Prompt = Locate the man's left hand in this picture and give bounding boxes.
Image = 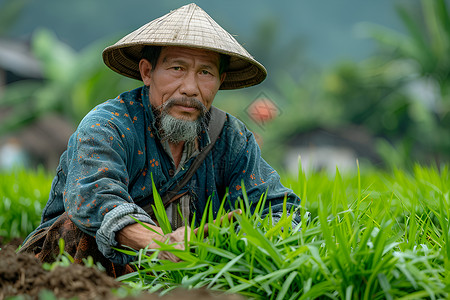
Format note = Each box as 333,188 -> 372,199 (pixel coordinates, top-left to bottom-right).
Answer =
194,209 -> 241,236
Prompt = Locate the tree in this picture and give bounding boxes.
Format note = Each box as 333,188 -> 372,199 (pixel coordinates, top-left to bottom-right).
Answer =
0,28 -> 139,136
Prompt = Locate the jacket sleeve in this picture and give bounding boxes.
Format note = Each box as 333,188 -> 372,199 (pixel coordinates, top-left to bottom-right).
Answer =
222,120 -> 302,228
64,110 -> 155,265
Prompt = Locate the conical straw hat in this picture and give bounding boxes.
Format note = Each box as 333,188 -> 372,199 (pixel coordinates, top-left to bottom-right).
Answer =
102,3 -> 267,90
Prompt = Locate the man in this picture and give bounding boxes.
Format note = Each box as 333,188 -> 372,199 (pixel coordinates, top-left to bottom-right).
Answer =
20,3 -> 301,277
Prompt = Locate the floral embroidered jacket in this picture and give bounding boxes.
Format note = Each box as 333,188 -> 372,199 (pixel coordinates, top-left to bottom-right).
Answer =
25,86 -> 301,264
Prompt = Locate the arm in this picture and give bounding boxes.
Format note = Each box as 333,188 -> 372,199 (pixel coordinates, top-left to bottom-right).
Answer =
117,222 -> 188,262
117,222 -> 164,249
64,110 -> 156,264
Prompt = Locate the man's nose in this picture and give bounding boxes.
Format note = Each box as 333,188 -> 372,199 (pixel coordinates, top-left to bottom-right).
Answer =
179,72 -> 200,97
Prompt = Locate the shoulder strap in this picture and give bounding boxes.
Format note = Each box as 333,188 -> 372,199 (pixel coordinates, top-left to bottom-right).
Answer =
141,106 -> 226,215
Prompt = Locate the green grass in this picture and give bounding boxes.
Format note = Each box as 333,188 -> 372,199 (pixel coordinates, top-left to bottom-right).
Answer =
1,164 -> 449,298
0,167 -> 53,243
119,163 -> 450,299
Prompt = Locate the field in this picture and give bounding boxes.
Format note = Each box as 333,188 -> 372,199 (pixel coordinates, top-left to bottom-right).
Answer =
0,163 -> 449,299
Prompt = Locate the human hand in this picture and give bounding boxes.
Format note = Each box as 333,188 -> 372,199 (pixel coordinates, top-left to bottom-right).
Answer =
117,222 -> 189,262
194,209 -> 241,236
154,226 -> 190,262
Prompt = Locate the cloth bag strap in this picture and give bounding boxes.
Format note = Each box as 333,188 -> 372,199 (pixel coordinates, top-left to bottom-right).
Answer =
141,106 -> 226,215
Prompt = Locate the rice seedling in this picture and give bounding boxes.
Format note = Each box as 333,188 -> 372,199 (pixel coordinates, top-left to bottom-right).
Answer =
1,164 -> 448,298
119,163 -> 449,299
0,167 -> 52,243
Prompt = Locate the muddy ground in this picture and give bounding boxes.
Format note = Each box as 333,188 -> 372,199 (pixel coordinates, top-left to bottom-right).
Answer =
0,242 -> 244,300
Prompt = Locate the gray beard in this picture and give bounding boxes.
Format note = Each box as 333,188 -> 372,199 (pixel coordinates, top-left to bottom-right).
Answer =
159,113 -> 201,144
156,97 -> 209,144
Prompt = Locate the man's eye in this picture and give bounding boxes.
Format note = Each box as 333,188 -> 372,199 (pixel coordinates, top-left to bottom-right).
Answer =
201,70 -> 210,75
172,66 -> 182,71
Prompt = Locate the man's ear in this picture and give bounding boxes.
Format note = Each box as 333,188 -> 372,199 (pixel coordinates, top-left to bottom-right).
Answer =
220,72 -> 226,85
139,59 -> 152,86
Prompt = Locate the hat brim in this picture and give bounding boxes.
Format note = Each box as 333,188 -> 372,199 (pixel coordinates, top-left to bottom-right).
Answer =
102,43 -> 267,90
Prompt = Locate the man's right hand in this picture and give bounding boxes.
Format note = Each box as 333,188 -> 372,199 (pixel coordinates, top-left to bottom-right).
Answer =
117,222 -> 188,262
156,226 -> 189,262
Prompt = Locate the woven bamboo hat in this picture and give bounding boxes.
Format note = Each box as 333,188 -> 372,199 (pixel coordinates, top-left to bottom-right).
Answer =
102,3 -> 266,90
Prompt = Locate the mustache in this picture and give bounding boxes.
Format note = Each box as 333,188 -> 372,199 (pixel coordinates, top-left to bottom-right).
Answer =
161,97 -> 207,112
153,97 -> 211,132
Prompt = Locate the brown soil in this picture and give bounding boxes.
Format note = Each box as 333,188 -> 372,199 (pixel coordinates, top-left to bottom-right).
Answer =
0,246 -> 244,300
0,245 -> 120,299
0,237 -> 23,249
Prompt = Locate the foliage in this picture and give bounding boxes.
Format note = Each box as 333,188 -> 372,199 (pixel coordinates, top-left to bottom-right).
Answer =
41,238 -> 75,271
245,16 -> 310,87
0,163 -> 449,298
0,0 -> 30,36
0,28 -> 139,136
220,0 -> 450,172
1,0 -> 448,172
41,238 -> 108,273
118,163 -> 449,299
0,167 -> 52,243
322,0 -> 450,168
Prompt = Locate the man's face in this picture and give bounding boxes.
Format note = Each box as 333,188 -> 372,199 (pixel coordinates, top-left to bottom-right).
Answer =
141,46 -> 225,122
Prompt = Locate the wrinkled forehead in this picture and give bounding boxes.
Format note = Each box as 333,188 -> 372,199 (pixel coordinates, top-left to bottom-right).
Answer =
159,46 -> 221,67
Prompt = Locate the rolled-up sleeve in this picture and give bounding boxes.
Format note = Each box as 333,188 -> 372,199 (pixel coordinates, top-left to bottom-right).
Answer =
64,110 -> 155,264
96,203 -> 153,264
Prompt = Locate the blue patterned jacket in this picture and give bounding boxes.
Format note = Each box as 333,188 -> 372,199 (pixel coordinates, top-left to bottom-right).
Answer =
25,86 -> 300,264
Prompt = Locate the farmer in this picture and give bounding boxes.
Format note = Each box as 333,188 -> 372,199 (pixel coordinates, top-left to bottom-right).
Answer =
20,3 -> 301,277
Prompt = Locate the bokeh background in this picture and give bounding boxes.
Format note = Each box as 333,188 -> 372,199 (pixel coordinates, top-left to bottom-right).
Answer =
1,0 -> 448,175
